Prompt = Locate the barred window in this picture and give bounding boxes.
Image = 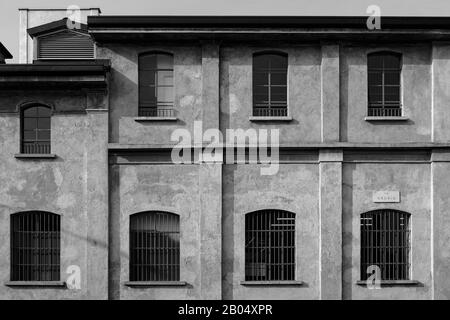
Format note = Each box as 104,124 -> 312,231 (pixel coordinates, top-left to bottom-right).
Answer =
253,52 -> 288,117
139,52 -> 174,118
360,209 -> 411,281
21,105 -> 51,154
367,51 -> 402,117
245,210 -> 295,281
130,211 -> 180,282
11,211 -> 60,281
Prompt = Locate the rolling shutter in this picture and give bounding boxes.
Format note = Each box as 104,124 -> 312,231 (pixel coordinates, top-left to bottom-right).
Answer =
38,30 -> 94,59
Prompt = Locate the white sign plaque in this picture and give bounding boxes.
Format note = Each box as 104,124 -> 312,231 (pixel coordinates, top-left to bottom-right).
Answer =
373,191 -> 400,203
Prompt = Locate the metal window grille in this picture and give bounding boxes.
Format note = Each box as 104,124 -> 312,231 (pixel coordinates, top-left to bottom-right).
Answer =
253,53 -> 288,117
130,211 -> 180,282
139,53 -> 174,117
360,209 -> 411,281
245,210 -> 295,281
368,52 -> 402,117
11,211 -> 60,281
21,105 -> 51,154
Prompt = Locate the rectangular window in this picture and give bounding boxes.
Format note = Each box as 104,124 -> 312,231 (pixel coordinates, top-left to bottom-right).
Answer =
253,53 -> 288,117
245,210 -> 295,281
367,52 -> 402,117
360,210 -> 411,281
139,53 -> 174,117
130,211 -> 180,282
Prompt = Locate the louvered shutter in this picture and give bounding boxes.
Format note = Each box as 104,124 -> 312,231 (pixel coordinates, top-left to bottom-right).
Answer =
38,30 -> 94,59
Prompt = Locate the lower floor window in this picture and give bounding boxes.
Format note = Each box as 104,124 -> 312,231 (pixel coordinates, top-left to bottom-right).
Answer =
360,209 -> 411,281
130,211 -> 180,282
245,209 -> 295,281
11,211 -> 60,281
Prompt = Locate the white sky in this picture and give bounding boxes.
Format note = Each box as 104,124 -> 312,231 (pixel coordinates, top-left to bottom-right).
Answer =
1,0 -> 450,62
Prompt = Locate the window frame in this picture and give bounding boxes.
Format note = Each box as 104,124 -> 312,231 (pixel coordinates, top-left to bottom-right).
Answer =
244,209 -> 296,282
367,51 -> 403,117
360,209 -> 411,282
138,51 -> 175,118
252,51 -> 289,118
10,211 -> 61,282
129,211 -> 181,283
20,104 -> 52,155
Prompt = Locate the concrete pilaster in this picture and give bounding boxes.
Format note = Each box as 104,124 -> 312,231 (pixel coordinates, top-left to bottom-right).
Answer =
320,44 -> 340,142
432,43 -> 450,142
199,163 -> 222,299
201,42 -> 220,131
319,149 -> 343,300
431,149 -> 450,299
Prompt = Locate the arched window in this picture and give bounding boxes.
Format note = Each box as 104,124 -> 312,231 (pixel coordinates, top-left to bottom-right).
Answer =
360,209 -> 411,281
139,52 -> 174,117
367,51 -> 402,117
21,104 -> 51,154
11,211 -> 60,281
245,209 -> 295,281
253,52 -> 288,117
130,211 -> 180,282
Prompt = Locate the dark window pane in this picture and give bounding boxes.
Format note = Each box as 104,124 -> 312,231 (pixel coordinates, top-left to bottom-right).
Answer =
368,72 -> 382,85
23,130 -> 36,140
37,106 -> 51,117
384,54 -> 401,69
270,86 -> 287,96
38,118 -> 50,129
253,72 -> 269,86
384,72 -> 400,85
140,71 -> 155,86
271,73 -> 287,86
23,118 -> 37,130
269,54 -> 287,69
139,54 -> 157,70
23,107 -> 38,117
130,211 -> 180,282
254,55 -> 270,69
368,54 -> 383,68
37,130 -> 50,140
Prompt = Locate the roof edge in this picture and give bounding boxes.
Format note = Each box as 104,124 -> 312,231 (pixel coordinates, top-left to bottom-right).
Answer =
0,42 -> 13,59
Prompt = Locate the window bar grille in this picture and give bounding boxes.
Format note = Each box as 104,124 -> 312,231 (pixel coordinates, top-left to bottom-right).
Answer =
130,211 -> 180,282
360,209 -> 410,281
11,211 -> 60,281
245,210 -> 295,281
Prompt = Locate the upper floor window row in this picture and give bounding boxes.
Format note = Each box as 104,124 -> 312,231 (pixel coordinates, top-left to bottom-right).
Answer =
137,50 -> 402,120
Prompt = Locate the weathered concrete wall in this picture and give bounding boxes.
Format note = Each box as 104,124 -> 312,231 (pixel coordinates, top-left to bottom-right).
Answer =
340,44 -> 432,143
220,45 -> 322,144
222,163 -> 320,300
342,160 -> 431,300
0,92 -> 108,299
97,44 -> 203,145
109,164 -> 202,300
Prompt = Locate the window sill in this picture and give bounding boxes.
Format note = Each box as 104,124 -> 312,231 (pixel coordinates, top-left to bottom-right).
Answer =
365,116 -> 409,121
14,154 -> 57,159
249,116 -> 293,122
356,280 -> 421,287
240,280 -> 304,286
5,281 -> 66,288
124,281 -> 188,287
134,117 -> 178,122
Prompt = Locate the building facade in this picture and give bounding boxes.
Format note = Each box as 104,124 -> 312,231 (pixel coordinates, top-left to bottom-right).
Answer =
1,10 -> 450,300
